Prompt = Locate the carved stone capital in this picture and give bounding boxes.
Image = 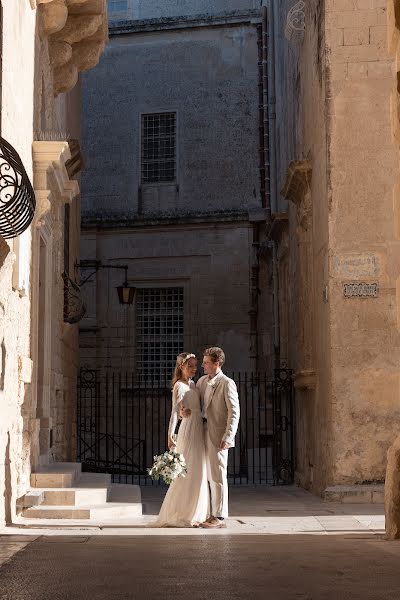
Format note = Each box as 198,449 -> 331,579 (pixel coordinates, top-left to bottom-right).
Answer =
281,160 -> 312,205
32,140 -> 70,189
34,190 -> 53,231
32,141 -> 80,220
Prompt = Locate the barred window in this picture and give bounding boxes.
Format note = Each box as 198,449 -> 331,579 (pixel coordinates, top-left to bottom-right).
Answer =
141,112 -> 176,184
136,287 -> 184,380
108,0 -> 127,12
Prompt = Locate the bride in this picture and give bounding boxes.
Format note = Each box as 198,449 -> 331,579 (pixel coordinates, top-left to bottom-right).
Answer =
151,352 -> 208,527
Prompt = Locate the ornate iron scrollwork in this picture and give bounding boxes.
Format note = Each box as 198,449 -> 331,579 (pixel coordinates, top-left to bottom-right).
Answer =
0,136 -> 36,239
274,368 -> 293,390
62,272 -> 86,324
285,0 -> 306,41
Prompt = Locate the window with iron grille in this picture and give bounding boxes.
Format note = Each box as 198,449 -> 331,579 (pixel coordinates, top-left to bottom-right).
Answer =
136,287 -> 184,380
141,112 -> 176,184
108,0 -> 128,12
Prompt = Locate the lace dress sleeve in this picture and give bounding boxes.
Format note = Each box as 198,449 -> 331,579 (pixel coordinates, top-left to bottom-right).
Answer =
168,382 -> 187,440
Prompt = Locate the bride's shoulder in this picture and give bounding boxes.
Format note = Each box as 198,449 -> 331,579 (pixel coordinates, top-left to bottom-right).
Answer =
174,380 -> 188,391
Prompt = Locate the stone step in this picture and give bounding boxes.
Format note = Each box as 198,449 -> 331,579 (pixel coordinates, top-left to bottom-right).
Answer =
30,462 -> 82,489
21,484 -> 142,522
90,484 -> 142,519
22,506 -> 91,519
17,489 -> 44,510
41,486 -> 108,506
77,473 -> 112,488
323,484 -> 384,504
27,473 -> 112,507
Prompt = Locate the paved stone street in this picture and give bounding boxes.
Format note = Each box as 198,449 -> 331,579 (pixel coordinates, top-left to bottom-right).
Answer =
0,486 -> 386,534
1,533 -> 400,599
0,487 -> 398,599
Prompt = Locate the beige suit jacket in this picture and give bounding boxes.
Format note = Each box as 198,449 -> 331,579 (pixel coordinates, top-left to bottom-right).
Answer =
197,373 -> 240,448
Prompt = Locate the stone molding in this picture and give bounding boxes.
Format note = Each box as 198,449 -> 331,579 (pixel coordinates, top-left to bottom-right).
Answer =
110,9 -> 261,36
32,141 -> 80,231
280,160 -> 312,206
35,0 -> 108,96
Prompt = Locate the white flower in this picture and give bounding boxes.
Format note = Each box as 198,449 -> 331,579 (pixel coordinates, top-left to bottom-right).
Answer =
147,448 -> 188,485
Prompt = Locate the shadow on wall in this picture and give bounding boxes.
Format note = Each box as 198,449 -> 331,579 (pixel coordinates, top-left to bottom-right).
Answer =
4,431 -> 11,525
0,338 -> 5,391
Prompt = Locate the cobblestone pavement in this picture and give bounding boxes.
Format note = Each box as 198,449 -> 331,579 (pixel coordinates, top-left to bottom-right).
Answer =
0,534 -> 400,599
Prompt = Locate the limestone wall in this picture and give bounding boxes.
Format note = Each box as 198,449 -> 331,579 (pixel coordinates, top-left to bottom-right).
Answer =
0,0 -> 37,526
275,0 -> 400,494
326,0 -> 399,486
0,0 -> 108,525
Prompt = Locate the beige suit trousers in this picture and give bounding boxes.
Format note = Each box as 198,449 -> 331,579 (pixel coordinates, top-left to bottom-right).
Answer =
204,423 -> 228,518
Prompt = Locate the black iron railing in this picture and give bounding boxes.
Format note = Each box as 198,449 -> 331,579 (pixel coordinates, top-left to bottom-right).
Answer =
77,369 -> 295,486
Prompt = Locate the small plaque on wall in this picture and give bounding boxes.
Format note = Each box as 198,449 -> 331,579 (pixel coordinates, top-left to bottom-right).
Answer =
343,282 -> 379,298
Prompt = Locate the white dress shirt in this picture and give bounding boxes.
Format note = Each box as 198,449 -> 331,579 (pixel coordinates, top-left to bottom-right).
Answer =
202,371 -> 224,418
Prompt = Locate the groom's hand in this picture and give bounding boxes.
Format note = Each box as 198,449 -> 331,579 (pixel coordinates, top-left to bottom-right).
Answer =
220,441 -> 230,450
180,406 -> 191,418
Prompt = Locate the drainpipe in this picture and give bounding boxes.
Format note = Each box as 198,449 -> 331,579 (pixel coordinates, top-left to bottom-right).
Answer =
261,5 -> 271,220
262,3 -> 280,370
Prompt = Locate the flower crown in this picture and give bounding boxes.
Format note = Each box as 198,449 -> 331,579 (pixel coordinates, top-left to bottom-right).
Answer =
180,353 -> 196,365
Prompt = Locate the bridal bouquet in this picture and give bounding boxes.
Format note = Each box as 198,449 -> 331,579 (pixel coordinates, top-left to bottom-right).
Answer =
148,449 -> 187,485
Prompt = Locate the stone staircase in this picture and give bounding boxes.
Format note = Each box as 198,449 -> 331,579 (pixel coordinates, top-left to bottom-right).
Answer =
17,463 -> 142,525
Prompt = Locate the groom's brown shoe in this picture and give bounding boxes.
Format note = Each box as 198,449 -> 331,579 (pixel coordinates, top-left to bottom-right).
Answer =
200,517 -> 226,529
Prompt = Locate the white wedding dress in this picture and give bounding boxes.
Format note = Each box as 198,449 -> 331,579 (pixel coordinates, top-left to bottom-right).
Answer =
151,380 -> 208,527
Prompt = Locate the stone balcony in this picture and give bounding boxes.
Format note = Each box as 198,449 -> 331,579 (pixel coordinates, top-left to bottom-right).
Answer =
35,0 -> 108,96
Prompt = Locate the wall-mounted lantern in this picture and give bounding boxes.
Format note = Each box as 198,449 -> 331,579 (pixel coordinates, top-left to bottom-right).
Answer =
77,260 -> 136,306
117,279 -> 136,305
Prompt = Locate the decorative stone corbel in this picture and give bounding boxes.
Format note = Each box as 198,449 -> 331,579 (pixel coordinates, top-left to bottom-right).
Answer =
35,0 -> 108,96
281,160 -> 312,206
38,0 -> 68,36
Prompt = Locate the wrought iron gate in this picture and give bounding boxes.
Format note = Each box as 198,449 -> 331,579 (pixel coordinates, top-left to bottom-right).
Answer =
77,369 -> 295,485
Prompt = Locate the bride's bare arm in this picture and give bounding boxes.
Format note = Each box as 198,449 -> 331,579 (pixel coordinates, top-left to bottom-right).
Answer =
168,383 -> 188,444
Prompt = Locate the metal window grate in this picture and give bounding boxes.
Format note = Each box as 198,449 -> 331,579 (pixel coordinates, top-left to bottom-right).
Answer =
136,287 -> 183,379
108,0 -> 128,12
141,112 -> 176,184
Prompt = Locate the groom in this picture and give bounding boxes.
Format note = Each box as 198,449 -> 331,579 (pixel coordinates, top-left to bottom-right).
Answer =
181,346 -> 240,528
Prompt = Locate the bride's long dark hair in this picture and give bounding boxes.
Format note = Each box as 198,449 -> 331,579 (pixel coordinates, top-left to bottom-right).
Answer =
171,352 -> 196,389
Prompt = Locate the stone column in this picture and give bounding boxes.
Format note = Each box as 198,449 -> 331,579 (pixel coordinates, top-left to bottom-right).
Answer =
31,141 -> 79,467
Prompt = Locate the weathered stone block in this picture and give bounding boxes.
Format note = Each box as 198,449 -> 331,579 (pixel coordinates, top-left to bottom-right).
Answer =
343,26 -> 370,45
333,43 -> 379,62
327,9 -> 379,29
385,434 -> 400,539
348,61 -> 369,78
369,24 -> 389,44
367,60 -> 393,79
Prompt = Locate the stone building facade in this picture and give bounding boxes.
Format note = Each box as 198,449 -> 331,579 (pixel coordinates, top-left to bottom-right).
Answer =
81,0 -> 400,499
272,0 -> 400,496
80,0 -> 273,377
0,0 -> 107,525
